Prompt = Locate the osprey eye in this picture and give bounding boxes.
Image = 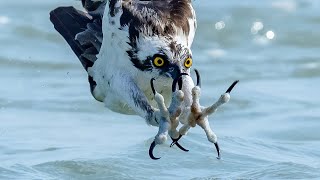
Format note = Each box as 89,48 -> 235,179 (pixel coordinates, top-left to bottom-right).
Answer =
153,57 -> 165,67
184,57 -> 192,68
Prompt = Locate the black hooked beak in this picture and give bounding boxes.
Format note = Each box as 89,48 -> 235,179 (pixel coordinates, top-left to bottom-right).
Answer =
152,72 -> 188,95
168,64 -> 183,80
214,142 -> 221,159
172,73 -> 189,92
194,69 -> 201,87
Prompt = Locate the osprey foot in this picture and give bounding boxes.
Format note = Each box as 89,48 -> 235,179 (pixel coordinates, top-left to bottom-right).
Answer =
148,73 -> 188,160
177,69 -> 239,159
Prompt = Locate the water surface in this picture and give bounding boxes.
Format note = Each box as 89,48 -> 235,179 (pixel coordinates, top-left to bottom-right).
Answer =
1,0 -> 320,179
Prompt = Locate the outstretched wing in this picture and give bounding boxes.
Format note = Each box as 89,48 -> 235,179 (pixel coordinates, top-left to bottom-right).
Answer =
50,2 -> 105,71
50,1 -> 105,99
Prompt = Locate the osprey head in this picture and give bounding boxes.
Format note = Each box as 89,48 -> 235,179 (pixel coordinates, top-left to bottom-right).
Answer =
120,0 -> 197,80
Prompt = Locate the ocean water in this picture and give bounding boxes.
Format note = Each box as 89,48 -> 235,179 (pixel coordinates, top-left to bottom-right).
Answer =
1,0 -> 320,179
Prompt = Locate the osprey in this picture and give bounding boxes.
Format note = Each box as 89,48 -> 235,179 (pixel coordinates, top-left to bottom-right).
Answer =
50,0 -> 238,160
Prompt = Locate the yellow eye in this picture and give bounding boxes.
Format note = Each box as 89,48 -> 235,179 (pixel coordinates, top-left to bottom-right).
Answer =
184,57 -> 192,68
153,56 -> 165,67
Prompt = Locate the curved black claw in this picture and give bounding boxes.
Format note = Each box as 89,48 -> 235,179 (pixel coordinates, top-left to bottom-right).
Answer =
170,135 -> 189,152
172,73 -> 189,92
194,69 -> 201,87
150,78 -> 156,95
170,134 -> 182,147
225,80 -> 239,94
214,142 -> 221,160
149,141 -> 161,160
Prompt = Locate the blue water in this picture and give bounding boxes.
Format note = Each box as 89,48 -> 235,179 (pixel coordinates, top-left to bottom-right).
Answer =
1,0 -> 320,179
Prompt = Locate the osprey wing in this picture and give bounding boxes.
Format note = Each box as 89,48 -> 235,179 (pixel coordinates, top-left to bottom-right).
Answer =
49,2 -> 105,71
50,1 -> 105,100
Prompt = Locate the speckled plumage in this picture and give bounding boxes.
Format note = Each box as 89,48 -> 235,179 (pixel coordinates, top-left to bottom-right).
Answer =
50,0 -> 236,160
50,0 -> 196,119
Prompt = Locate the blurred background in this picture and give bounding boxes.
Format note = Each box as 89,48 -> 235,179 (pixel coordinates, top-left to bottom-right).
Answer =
1,0 -> 320,179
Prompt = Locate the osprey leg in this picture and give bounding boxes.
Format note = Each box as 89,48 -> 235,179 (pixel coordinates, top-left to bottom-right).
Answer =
149,74 -> 189,160
168,74 -> 189,152
174,69 -> 239,159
